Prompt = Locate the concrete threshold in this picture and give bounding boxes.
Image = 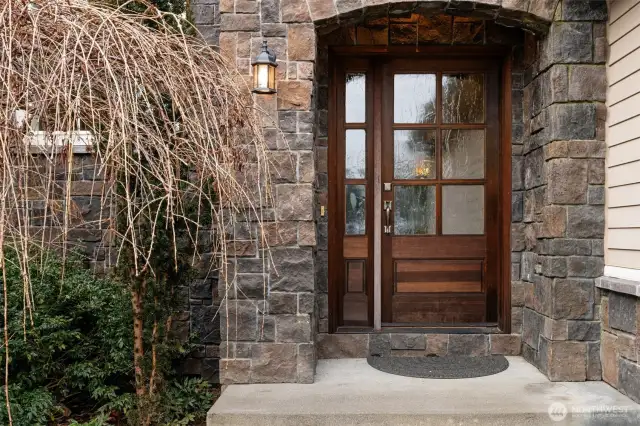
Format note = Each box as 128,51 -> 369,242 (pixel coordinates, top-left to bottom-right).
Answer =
208,357 -> 640,425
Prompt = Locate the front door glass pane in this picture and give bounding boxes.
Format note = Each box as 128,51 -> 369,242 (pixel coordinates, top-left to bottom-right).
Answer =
394,185 -> 436,235
394,130 -> 436,179
442,185 -> 484,235
394,74 -> 436,123
442,74 -> 484,123
442,129 -> 485,179
346,184 -> 366,235
346,73 -> 366,123
346,129 -> 366,179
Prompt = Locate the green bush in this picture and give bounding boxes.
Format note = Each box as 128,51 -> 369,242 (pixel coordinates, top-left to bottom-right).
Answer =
0,249 -> 132,425
0,248 -> 215,425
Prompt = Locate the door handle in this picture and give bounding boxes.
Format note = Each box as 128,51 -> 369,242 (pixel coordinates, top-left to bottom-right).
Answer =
383,201 -> 392,235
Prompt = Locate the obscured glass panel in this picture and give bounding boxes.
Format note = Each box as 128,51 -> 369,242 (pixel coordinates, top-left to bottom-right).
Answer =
346,260 -> 365,293
394,185 -> 436,235
346,130 -> 366,179
442,74 -> 484,123
394,74 -> 436,123
442,185 -> 484,235
394,130 -> 436,179
346,184 -> 366,235
346,73 -> 366,123
442,129 -> 485,179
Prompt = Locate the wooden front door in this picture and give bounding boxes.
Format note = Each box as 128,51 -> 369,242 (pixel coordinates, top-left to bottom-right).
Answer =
381,58 -> 501,326
329,48 -> 510,332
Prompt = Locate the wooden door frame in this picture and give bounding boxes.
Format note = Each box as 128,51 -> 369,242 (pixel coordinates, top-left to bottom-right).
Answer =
327,45 -> 512,334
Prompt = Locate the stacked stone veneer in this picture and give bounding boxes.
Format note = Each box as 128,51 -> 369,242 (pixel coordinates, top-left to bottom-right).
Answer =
597,278 -> 640,403
519,0 -> 607,381
190,0 -> 609,384
26,153 -> 222,382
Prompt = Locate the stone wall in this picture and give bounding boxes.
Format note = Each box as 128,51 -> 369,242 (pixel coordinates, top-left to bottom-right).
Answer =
597,279 -> 640,403
191,0 -> 609,384
38,164 -> 223,378
520,0 -> 607,381
28,152 -> 221,382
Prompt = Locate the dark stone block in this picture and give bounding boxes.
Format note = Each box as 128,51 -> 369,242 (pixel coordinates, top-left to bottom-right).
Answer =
512,191 -> 523,223
562,0 -> 607,21
190,279 -> 212,299
545,239 -> 591,256
202,358 -> 220,383
524,148 -> 545,189
523,308 -> 545,349
258,315 -> 276,342
317,333 -> 368,359
251,343 -> 297,383
541,256 -> 567,278
567,320 -> 600,341
369,333 -> 391,357
567,206 -> 604,239
587,342 -> 602,380
298,293 -> 315,314
268,292 -> 297,314
235,273 -> 268,299
550,103 -> 596,141
278,111 -> 297,133
316,222 -> 328,250
512,156 -> 524,190
390,334 -> 426,351
448,334 -> 488,356
552,278 -> 594,320
609,292 -> 637,334
534,276 -> 553,317
315,251 -> 328,293
619,358 -> 640,404
191,305 -> 220,344
222,301 -> 257,341
270,248 -> 314,292
191,4 -> 218,24
543,22 -> 593,66
261,0 -> 280,23
275,315 -> 311,343
547,340 -> 588,381
262,23 -> 287,37
567,256 -> 604,278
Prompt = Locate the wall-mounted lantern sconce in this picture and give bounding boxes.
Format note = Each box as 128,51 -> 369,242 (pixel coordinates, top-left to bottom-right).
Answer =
252,40 -> 277,94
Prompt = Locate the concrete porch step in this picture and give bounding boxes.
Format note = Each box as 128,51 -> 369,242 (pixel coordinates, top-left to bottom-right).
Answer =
208,357 -> 640,425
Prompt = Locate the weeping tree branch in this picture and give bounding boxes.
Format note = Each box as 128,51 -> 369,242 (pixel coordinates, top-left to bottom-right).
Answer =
1,0 -> 276,420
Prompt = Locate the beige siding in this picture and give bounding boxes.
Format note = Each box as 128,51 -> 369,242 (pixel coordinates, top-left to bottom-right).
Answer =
606,0 -> 640,270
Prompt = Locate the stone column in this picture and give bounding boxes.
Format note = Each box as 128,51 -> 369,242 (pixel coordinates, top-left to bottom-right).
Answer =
193,0 -> 318,384
521,0 -> 607,381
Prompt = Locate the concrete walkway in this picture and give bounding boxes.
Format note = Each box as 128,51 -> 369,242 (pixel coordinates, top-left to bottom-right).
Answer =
208,357 -> 640,425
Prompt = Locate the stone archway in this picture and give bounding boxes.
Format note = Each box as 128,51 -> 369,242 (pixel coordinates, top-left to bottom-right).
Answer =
304,0 -> 557,34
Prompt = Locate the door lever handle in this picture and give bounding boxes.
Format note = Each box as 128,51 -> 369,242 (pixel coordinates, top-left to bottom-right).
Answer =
383,201 -> 392,235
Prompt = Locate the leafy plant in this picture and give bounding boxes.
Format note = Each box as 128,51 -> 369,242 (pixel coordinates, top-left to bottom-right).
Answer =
0,248 -> 132,425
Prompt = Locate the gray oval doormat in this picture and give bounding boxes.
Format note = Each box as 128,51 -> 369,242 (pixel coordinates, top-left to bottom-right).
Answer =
367,354 -> 509,379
